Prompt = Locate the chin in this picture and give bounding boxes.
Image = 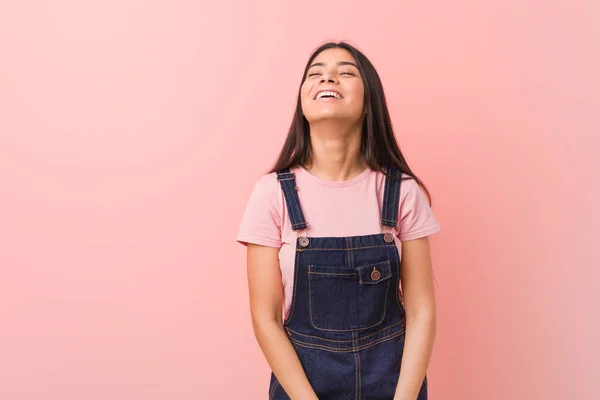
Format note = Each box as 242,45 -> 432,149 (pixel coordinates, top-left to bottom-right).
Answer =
307,111 -> 359,123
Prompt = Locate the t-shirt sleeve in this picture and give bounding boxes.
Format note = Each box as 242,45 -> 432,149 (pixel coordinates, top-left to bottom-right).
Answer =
236,174 -> 283,248
397,178 -> 441,241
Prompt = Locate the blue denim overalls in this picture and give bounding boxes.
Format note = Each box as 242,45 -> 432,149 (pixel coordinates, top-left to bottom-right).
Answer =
268,167 -> 428,400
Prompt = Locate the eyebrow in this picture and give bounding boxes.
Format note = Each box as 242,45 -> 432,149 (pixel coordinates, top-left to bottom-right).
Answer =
308,61 -> 359,69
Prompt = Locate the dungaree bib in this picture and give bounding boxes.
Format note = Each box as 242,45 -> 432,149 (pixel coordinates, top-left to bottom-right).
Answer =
268,167 -> 428,400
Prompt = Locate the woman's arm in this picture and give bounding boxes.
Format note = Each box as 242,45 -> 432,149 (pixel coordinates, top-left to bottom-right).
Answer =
247,243 -> 318,400
393,237 -> 437,400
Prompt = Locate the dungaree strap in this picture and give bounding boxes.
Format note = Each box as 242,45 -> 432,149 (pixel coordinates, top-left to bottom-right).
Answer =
276,168 -> 309,231
381,166 -> 403,227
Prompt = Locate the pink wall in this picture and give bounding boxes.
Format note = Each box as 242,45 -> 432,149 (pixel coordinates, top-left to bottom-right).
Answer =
1,1 -> 598,399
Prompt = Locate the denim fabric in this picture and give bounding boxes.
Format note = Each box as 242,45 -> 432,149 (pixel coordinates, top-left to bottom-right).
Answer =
270,168 -> 428,400
380,166 -> 402,228
276,169 -> 309,231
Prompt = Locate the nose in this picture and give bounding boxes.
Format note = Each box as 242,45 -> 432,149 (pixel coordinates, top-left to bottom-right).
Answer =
321,70 -> 338,84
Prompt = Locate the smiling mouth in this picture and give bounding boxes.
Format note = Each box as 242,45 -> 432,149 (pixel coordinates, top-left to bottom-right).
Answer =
315,90 -> 343,100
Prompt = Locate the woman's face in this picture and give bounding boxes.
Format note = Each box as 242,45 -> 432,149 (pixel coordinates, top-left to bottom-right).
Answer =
300,48 -> 365,126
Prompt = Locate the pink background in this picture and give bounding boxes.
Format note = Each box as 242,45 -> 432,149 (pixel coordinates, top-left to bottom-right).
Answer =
1,1 -> 598,399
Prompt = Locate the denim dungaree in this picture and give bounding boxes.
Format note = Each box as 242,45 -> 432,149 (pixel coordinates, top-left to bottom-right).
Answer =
269,167 -> 428,400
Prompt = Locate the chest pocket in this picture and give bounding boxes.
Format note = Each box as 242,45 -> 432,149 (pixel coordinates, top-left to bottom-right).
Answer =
307,260 -> 392,331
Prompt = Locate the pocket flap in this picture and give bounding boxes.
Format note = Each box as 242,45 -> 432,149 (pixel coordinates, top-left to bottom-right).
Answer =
308,265 -> 358,280
357,260 -> 392,284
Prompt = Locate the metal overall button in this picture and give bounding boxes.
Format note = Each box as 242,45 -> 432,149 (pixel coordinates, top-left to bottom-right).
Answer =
370,266 -> 381,281
299,237 -> 310,247
384,233 -> 394,243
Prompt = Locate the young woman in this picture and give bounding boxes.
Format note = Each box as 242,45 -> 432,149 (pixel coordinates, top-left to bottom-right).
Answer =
237,42 -> 441,400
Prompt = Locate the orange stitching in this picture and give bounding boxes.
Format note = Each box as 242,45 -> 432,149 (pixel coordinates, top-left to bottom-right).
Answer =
354,348 -> 359,400
289,330 -> 403,353
287,180 -> 306,230
268,379 -> 280,400
382,171 -> 390,226
308,277 -> 391,332
356,349 -> 361,400
358,350 -> 362,399
284,249 -> 301,325
287,321 -> 403,343
308,272 -> 356,276
347,237 -> 353,269
391,246 -> 405,311
302,244 -> 394,251
358,261 -> 391,284
289,329 -> 404,350
295,331 -> 402,352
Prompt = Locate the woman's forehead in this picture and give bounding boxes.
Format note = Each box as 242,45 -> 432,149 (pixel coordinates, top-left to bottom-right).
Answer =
311,48 -> 356,65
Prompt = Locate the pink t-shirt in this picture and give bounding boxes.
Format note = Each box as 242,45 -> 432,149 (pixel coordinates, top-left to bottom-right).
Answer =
237,165 -> 441,319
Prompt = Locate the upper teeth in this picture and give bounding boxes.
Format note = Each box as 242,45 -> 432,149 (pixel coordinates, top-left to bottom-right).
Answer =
316,91 -> 342,99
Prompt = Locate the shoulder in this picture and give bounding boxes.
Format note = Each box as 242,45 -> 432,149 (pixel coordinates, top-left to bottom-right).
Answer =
399,174 -> 422,197
242,169 -> 285,202
248,171 -> 284,215
253,171 -> 280,192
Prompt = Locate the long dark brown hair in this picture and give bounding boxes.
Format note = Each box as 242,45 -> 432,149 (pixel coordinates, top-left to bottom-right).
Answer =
269,41 -> 432,205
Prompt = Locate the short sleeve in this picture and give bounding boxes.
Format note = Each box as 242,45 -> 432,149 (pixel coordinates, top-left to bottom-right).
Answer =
236,174 -> 283,248
397,178 -> 441,241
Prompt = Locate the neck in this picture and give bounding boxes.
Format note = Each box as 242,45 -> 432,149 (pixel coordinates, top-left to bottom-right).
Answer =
303,122 -> 367,181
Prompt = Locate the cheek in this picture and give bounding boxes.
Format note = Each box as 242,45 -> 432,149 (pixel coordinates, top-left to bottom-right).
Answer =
350,85 -> 365,110
345,80 -> 363,98
300,81 -> 311,98
355,83 -> 365,101
300,84 -> 313,111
